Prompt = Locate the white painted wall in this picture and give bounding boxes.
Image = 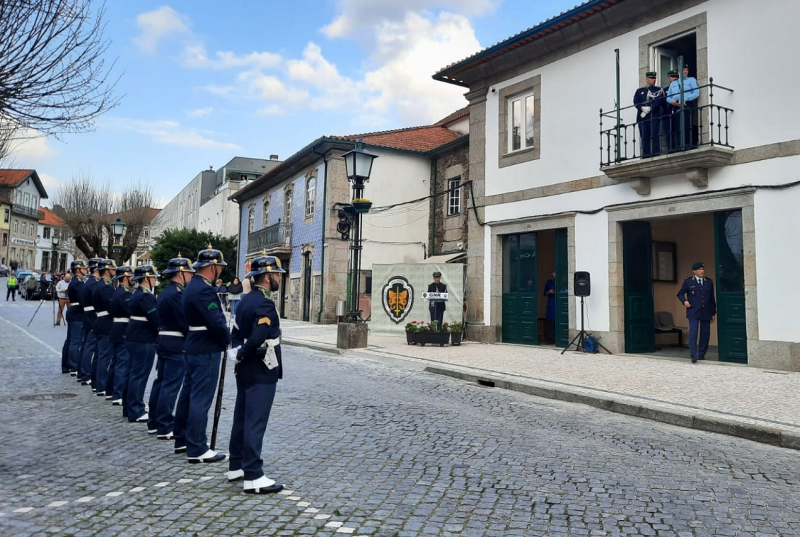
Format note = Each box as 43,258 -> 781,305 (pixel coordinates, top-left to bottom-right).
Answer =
483,0 -> 798,197
754,187 -> 800,342
197,186 -> 240,237
574,213 -> 610,331
361,151 -> 431,269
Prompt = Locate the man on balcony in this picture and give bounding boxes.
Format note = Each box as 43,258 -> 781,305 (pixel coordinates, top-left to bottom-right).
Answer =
633,71 -> 666,158
666,66 -> 700,151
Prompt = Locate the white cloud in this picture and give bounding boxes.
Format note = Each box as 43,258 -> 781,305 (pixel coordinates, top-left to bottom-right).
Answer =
322,0 -> 495,39
181,44 -> 282,70
4,128 -> 57,166
108,117 -> 240,152
133,6 -> 191,54
37,172 -> 61,200
186,107 -> 214,118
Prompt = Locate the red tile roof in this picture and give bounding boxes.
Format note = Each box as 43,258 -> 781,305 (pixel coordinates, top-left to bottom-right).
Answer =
0,169 -> 35,187
333,124 -> 462,153
39,207 -> 66,227
435,107 -> 469,126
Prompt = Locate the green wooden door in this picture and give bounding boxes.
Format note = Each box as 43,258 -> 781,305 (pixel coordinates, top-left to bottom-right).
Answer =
622,221 -> 655,353
555,228 -> 570,347
501,233 -> 537,344
714,210 -> 747,363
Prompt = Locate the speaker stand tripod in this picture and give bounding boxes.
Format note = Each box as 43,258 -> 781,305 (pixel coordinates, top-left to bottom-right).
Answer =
561,296 -> 611,355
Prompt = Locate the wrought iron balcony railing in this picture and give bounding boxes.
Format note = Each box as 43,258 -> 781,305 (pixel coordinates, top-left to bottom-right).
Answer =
12,204 -> 44,220
247,221 -> 291,254
600,78 -> 733,167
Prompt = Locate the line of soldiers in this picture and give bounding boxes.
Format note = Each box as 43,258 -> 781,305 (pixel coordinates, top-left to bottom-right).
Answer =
60,247 -> 287,494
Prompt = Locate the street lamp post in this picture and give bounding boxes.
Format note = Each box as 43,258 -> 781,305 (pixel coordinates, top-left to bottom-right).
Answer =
341,139 -> 378,323
111,217 -> 127,261
51,232 -> 60,273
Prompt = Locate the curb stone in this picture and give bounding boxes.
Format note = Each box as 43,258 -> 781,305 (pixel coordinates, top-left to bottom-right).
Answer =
282,338 -> 343,355
425,366 -> 800,451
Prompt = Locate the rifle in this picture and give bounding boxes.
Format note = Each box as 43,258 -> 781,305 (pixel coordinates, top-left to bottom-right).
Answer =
210,294 -> 232,451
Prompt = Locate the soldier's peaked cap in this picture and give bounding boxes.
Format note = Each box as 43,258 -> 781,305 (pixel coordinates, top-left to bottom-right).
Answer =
70,259 -> 87,272
87,257 -> 104,271
246,254 -> 285,278
98,258 -> 117,272
113,265 -> 134,281
163,253 -> 196,275
192,244 -> 227,268
645,71 -> 657,78
132,264 -> 160,281
692,262 -> 705,270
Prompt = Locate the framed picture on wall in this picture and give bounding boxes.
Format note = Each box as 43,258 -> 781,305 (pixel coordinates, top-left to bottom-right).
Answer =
652,241 -> 677,282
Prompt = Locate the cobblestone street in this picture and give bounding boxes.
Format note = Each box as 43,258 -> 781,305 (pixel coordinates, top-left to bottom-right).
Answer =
1,299 -> 800,536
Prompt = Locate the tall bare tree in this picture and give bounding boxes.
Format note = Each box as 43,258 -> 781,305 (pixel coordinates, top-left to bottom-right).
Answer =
55,176 -> 156,265
0,0 -> 120,161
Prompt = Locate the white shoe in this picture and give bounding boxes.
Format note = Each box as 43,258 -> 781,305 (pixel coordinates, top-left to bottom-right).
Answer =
157,432 -> 173,440
243,476 -> 282,494
147,428 -> 157,434
134,413 -> 149,423
111,399 -> 122,406
187,450 -> 227,464
226,469 -> 244,482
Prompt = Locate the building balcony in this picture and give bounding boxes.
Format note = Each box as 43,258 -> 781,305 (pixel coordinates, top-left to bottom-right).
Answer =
247,221 -> 291,255
12,204 -> 44,220
600,79 -> 733,195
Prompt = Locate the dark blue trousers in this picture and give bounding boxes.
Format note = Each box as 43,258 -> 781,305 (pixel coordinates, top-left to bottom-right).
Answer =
79,328 -> 96,382
106,344 -> 117,395
173,352 -> 221,457
67,320 -> 83,371
688,317 -> 711,358
125,341 -> 156,421
429,305 -> 444,330
149,351 -> 186,435
112,342 -> 130,410
94,336 -> 113,395
229,377 -> 277,480
61,325 -> 72,373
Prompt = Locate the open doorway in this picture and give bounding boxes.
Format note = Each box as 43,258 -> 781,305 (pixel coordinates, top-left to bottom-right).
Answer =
651,32 -> 697,90
622,210 -> 747,363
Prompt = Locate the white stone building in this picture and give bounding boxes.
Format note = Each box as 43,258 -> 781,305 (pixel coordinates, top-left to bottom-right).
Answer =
434,0 -> 800,370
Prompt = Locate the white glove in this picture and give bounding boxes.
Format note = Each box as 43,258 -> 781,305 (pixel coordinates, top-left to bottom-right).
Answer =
640,106 -> 651,118
227,346 -> 241,362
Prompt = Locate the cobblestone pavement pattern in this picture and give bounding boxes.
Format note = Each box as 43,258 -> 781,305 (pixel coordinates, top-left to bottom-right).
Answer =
1,297 -> 800,536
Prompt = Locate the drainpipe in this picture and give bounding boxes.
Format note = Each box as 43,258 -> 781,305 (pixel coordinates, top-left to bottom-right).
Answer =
429,158 -> 437,258
311,143 -> 328,323
236,201 -> 243,279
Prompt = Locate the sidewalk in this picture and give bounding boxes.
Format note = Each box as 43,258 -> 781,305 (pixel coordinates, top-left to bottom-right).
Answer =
280,320 -> 800,450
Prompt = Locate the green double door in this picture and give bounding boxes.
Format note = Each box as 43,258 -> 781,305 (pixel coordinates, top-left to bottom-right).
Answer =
622,210 -> 747,363
501,229 -> 569,346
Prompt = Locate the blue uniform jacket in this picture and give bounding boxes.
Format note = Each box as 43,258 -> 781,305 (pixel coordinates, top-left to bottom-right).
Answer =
109,285 -> 132,344
677,277 -> 717,321
80,276 -> 99,330
633,84 -> 666,121
65,277 -> 85,322
183,275 -> 230,354
231,286 -> 282,384
666,77 -> 700,106
543,278 -> 556,321
156,281 -> 188,354
126,287 -> 159,343
427,282 -> 447,312
92,278 -> 115,336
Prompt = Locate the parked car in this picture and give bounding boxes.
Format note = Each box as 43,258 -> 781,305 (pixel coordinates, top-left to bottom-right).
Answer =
0,264 -> 8,277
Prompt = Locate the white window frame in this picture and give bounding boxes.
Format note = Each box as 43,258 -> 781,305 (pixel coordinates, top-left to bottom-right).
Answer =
447,179 -> 461,216
507,90 -> 536,153
305,177 -> 316,218
284,188 -> 293,223
247,205 -> 255,233
262,199 -> 270,227
13,219 -> 18,233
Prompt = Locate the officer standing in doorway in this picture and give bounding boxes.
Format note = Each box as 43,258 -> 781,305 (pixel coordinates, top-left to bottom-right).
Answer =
677,261 -> 717,364
149,255 -> 194,440
226,254 -> 285,494
173,245 -> 230,464
633,71 -> 666,158
427,271 -> 447,331
65,260 -> 88,376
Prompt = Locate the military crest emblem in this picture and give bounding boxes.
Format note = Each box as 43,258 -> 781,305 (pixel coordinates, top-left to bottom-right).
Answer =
382,276 -> 414,324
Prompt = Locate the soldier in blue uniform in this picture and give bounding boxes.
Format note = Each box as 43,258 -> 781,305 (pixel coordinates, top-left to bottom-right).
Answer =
148,255 -> 194,440
78,258 -> 103,386
92,259 -> 117,398
427,271 -> 447,330
226,255 -> 285,494
173,245 -> 230,464
633,71 -> 666,158
677,261 -> 717,364
65,260 -> 88,376
125,265 -> 160,423
109,266 -> 134,408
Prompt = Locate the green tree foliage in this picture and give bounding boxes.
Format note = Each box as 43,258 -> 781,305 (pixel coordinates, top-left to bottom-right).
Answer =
150,229 -> 237,284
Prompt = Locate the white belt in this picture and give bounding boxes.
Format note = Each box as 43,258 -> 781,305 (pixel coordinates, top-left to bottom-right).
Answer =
245,337 -> 281,348
159,331 -> 185,337
96,311 -> 109,317
70,302 -> 80,307
130,315 -> 147,321
188,326 -> 208,331
84,306 -> 95,312
114,317 -> 130,323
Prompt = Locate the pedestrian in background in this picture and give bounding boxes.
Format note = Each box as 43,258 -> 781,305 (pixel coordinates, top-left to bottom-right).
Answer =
543,270 -> 556,344
6,274 -> 17,301
56,274 -> 70,325
25,275 -> 37,300
214,278 -> 228,310
227,277 -> 243,316
677,261 -> 716,364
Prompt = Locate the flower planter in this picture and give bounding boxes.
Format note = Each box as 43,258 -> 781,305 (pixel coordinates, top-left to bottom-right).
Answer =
406,331 -> 417,345
415,331 -> 450,347
352,201 -> 372,213
450,332 -> 462,346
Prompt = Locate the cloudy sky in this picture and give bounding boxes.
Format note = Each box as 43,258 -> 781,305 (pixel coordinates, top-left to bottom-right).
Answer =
7,0 -> 579,205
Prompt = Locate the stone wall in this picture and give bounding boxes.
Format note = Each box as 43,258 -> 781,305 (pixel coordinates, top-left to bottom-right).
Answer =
431,142 -> 469,256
